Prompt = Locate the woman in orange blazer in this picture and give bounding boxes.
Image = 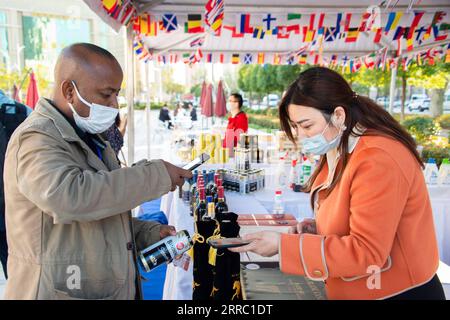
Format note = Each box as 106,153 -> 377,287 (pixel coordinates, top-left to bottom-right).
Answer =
231,67 -> 445,300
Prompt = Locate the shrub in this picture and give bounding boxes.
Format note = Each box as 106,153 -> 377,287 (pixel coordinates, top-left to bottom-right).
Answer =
401,116 -> 438,145
421,145 -> 450,167
436,114 -> 450,130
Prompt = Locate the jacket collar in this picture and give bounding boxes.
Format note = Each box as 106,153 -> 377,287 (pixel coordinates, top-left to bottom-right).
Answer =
35,98 -> 84,143
34,98 -> 117,170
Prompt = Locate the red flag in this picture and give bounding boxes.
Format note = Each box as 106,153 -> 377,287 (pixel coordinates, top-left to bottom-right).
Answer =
344,13 -> 352,31
374,28 -> 382,43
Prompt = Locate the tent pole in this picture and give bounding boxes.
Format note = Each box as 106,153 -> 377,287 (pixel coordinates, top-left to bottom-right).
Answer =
126,25 -> 135,165
146,62 -> 152,160
388,65 -> 397,115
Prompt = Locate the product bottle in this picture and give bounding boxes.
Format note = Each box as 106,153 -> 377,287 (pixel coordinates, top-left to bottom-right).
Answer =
275,156 -> 288,190
138,230 -> 192,272
438,158 -> 450,185
215,186 -> 229,217
182,178 -> 191,204
301,156 -> 312,185
289,159 -> 298,190
424,158 -> 439,185
272,190 -> 285,219
195,188 -> 207,222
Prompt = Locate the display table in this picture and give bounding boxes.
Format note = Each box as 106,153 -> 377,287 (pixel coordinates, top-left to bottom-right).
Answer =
158,168 -> 450,300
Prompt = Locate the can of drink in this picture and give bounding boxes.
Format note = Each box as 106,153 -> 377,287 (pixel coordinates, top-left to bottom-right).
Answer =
138,230 -> 192,272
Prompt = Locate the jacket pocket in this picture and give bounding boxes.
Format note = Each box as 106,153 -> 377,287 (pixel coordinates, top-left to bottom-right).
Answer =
52,279 -> 126,300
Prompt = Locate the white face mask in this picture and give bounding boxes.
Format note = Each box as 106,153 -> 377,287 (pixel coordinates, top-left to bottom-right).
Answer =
68,81 -> 118,134
300,114 -> 346,155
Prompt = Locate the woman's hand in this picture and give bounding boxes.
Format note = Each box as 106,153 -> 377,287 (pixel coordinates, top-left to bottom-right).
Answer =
228,231 -> 281,257
288,218 -> 317,234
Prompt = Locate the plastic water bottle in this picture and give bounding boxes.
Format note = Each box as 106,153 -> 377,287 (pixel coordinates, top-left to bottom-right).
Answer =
275,156 -> 288,190
289,159 -> 298,190
272,190 -> 285,219
182,178 -> 191,204
138,230 -> 192,272
438,158 -> 450,186
424,158 -> 439,185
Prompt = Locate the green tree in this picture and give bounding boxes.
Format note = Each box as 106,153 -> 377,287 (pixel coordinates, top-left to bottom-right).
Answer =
407,60 -> 450,117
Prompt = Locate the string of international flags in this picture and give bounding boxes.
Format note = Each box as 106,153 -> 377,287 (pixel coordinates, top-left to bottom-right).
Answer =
103,0 -> 450,70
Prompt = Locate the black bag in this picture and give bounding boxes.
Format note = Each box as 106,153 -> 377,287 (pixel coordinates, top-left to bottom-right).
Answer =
210,211 -> 242,301
192,219 -> 217,300
0,102 -> 28,231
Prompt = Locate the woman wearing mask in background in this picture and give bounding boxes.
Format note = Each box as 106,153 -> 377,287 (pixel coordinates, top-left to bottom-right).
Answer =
223,93 -> 248,150
231,67 -> 445,300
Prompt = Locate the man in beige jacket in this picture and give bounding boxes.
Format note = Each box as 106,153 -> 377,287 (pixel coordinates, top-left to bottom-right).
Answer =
3,43 -> 192,299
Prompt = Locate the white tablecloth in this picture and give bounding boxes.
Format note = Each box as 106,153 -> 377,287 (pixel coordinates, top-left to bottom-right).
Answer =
160,174 -> 450,300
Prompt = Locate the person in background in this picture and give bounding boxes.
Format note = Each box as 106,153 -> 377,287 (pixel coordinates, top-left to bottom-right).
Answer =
189,103 -> 197,122
223,93 -> 248,150
231,67 -> 445,300
158,103 -> 173,129
174,103 -> 182,118
0,89 -> 32,279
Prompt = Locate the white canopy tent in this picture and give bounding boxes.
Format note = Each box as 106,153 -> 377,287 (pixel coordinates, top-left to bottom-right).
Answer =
83,0 -> 450,164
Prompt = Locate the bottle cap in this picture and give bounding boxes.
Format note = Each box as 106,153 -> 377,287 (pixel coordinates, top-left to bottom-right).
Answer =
428,158 -> 436,164
442,158 -> 449,165
275,190 -> 282,195
292,159 -> 297,166
206,195 -> 213,203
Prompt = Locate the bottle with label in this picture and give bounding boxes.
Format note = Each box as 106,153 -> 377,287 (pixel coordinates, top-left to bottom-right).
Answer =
195,188 -> 207,222
272,190 -> 285,219
182,178 -> 191,204
215,186 -> 228,218
438,158 -> 450,186
138,230 -> 192,272
424,158 -> 439,185
301,156 -> 312,185
189,173 -> 201,216
205,202 -> 215,220
275,156 -> 288,190
289,159 -> 298,190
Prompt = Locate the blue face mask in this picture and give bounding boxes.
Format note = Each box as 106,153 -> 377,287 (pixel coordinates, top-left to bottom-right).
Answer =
301,121 -> 342,155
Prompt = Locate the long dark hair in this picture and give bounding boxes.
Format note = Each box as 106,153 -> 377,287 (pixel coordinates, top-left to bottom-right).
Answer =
278,67 -> 423,205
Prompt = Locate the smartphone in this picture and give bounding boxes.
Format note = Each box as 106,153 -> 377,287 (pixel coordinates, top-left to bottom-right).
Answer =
208,237 -> 252,249
182,153 -> 210,171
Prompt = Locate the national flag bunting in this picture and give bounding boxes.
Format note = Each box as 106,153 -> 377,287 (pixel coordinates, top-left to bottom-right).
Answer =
237,14 -> 253,34
231,53 -> 240,64
186,14 -> 204,33
205,0 -> 224,32
162,14 -> 178,32
190,36 -> 205,48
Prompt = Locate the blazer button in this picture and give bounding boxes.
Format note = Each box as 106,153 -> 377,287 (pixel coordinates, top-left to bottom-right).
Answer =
313,270 -> 323,277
